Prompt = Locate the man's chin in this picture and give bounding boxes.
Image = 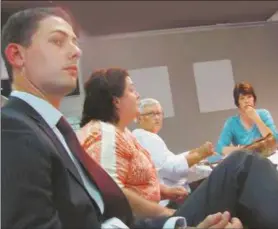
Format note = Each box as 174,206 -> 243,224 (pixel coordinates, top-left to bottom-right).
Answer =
55,82 -> 78,97
153,127 -> 161,134
244,105 -> 254,109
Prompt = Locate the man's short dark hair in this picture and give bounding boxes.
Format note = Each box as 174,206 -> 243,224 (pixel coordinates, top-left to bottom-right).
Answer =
1,7 -> 74,81
80,68 -> 129,127
233,82 -> 257,107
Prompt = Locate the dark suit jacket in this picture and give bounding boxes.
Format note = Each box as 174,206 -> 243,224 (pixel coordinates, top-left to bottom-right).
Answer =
1,97 -> 133,229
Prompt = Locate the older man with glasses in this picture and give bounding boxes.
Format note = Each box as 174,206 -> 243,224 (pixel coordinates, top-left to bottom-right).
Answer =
132,98 -> 215,204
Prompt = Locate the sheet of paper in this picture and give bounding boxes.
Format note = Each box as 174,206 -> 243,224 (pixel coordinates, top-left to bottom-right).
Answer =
102,217 -> 129,229
268,150 -> 278,167
128,66 -> 175,118
187,165 -> 212,183
193,59 -> 236,113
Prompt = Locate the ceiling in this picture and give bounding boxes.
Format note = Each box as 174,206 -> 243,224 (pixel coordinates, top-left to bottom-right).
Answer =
2,1 -> 278,36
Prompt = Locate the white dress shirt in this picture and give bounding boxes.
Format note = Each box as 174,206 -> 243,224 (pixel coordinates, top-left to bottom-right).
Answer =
132,128 -> 190,189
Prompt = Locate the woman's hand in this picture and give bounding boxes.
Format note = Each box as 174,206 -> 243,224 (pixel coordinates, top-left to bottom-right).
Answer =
243,105 -> 260,122
162,186 -> 189,202
159,208 -> 176,217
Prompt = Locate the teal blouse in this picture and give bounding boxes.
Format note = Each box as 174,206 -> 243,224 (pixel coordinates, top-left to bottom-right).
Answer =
208,109 -> 278,163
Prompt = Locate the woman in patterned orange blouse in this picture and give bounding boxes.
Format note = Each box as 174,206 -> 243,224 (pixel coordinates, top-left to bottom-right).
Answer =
76,68 -> 189,218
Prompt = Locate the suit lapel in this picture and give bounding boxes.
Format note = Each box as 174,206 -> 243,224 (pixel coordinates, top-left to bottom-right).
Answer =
38,121 -> 85,185
5,97 -> 85,187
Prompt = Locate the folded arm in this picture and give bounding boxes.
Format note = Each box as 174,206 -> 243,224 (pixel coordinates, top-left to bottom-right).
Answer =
160,145 -> 215,182
255,109 -> 278,139
158,153 -> 190,181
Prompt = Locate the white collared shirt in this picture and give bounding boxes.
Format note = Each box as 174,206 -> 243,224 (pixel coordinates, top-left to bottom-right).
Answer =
11,91 -> 105,214
132,128 -> 190,188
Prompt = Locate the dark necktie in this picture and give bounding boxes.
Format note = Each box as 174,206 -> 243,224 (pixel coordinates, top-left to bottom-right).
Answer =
56,117 -> 133,225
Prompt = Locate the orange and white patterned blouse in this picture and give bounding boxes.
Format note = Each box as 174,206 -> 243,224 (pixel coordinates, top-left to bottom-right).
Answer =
77,120 -> 161,203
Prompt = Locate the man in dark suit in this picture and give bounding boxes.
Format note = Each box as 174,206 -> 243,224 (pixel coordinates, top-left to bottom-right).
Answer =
2,6 -> 276,229
1,7 -> 132,229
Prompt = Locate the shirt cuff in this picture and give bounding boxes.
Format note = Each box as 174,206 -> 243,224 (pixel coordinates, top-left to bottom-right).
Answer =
163,216 -> 187,229
101,217 -> 129,229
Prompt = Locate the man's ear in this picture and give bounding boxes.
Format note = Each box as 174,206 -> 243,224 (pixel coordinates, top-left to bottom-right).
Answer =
5,43 -> 25,68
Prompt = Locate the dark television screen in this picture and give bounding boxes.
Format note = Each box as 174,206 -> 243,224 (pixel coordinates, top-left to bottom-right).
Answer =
1,79 -> 11,97
67,79 -> 80,96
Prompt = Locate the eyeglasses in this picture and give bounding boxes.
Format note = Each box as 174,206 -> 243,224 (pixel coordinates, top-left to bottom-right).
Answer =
140,111 -> 164,117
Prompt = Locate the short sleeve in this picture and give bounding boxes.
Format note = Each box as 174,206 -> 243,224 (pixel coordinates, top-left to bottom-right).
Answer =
110,133 -> 133,188
259,109 -> 278,140
77,122 -> 102,164
78,121 -> 132,188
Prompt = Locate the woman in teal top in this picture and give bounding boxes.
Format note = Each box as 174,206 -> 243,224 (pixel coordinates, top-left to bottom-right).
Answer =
216,82 -> 278,156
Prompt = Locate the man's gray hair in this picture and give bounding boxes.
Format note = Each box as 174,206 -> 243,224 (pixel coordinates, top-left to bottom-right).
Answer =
138,98 -> 160,114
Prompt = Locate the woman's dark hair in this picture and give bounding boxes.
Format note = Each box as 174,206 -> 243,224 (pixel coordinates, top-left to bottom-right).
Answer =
233,82 -> 257,107
80,68 -> 129,127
